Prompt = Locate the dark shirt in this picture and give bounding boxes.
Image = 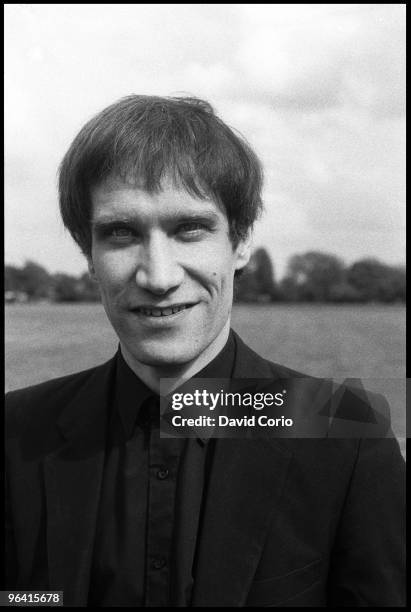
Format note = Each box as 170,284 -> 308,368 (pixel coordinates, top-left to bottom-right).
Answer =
88,332 -> 236,607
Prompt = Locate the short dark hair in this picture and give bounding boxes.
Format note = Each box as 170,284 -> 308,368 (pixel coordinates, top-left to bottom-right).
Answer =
58,95 -> 264,256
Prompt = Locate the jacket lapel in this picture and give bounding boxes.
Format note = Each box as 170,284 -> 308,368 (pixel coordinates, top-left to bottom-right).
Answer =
191,438 -> 292,606
44,357 -> 117,607
191,331 -> 294,606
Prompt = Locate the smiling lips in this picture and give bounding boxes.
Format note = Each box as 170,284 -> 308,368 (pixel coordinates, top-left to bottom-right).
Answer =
134,303 -> 195,317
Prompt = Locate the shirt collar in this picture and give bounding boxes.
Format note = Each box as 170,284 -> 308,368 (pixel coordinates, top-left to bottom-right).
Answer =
114,330 -> 237,443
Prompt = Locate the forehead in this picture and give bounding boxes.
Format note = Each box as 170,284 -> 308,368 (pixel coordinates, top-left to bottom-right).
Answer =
90,174 -> 226,222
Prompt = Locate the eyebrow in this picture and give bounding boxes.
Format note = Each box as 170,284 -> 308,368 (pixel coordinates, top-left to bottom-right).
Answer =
91,209 -> 221,229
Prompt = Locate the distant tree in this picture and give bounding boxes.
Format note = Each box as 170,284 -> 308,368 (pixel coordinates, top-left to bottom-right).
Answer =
52,273 -> 82,302
5,265 -> 25,292
283,251 -> 345,301
328,280 -> 365,303
234,248 -> 277,302
19,261 -> 52,299
254,248 -> 277,299
278,276 -> 303,302
76,272 -> 101,302
383,266 -> 406,302
347,259 -> 406,302
234,259 -> 259,302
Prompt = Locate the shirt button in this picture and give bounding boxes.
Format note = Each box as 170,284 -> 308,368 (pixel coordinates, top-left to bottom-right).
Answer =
157,467 -> 169,480
152,558 -> 166,570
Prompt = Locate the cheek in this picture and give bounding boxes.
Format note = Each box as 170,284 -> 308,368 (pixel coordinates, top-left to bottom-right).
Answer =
93,251 -> 135,288
206,266 -> 235,301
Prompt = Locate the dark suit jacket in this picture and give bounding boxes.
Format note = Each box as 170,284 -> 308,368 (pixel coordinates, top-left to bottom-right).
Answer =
5,332 -> 405,607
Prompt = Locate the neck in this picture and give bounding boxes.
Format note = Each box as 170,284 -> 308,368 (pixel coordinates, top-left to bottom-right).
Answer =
120,320 -> 231,394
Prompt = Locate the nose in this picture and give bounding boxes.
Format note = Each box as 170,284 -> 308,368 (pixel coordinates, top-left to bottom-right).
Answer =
135,231 -> 184,294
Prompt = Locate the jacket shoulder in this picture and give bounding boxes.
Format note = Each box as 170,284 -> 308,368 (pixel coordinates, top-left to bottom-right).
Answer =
5,358 -> 115,427
232,330 -> 396,447
232,329 -> 313,380
233,329 -> 387,402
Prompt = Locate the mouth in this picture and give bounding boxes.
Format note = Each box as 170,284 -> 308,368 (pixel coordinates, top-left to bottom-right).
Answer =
131,303 -> 197,318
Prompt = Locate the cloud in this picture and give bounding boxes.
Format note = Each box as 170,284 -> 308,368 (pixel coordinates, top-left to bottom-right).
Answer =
235,4 -> 405,116
4,4 -> 405,278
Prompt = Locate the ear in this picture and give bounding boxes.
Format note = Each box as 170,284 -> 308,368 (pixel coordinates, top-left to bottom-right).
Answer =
234,231 -> 252,271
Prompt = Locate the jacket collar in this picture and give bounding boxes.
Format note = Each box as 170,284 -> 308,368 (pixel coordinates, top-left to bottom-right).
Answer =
55,357 -> 117,443
116,331 -> 236,443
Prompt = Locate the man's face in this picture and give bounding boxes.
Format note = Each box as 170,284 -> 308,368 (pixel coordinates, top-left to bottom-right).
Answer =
89,175 -> 250,367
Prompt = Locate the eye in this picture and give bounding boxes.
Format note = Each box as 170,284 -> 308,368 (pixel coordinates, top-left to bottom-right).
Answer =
101,225 -> 137,244
178,222 -> 207,236
111,227 -> 133,238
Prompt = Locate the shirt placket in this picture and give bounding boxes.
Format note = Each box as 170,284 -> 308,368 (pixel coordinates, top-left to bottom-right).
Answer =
145,409 -> 180,607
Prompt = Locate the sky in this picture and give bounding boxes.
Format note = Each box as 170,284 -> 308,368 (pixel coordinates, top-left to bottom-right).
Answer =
5,4 -> 406,280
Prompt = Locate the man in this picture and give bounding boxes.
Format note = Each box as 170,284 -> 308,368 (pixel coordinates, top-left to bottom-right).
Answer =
5,96 -> 405,607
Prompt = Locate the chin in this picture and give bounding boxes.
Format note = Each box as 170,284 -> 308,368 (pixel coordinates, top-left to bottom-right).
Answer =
131,341 -> 201,368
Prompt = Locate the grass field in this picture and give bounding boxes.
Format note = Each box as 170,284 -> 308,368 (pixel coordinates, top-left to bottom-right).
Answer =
5,302 -> 406,454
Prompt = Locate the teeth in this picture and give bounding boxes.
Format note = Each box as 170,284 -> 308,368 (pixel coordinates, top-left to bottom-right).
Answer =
139,305 -> 189,316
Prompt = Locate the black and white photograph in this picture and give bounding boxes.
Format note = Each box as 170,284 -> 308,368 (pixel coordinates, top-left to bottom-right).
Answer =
5,4 -> 405,607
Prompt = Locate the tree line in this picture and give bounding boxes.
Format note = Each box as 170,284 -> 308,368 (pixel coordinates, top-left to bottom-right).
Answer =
5,261 -> 100,303
5,250 -> 406,304
236,249 -> 405,303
